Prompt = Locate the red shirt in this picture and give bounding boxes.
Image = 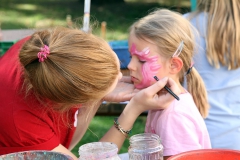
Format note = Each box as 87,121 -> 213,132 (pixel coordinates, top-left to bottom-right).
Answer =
0,37 -> 78,155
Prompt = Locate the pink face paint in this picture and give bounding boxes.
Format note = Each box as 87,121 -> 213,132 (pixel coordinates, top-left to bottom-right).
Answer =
130,43 -> 161,89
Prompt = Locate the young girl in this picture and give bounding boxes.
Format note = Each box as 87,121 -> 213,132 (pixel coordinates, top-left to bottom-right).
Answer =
128,9 -> 211,159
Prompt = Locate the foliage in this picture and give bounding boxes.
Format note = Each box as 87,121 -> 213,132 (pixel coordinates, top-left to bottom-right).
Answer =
0,0 -> 190,41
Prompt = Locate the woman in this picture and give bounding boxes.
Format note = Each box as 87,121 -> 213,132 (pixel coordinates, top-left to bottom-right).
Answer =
0,26 -> 180,159
185,0 -> 240,149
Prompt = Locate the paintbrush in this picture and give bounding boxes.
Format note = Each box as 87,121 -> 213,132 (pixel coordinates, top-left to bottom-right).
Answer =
153,76 -> 180,101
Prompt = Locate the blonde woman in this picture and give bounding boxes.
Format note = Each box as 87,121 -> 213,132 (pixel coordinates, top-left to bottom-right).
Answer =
128,9 -> 211,159
185,0 -> 240,150
0,27 -> 180,159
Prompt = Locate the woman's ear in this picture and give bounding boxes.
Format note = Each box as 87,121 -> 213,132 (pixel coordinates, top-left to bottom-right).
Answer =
169,57 -> 183,74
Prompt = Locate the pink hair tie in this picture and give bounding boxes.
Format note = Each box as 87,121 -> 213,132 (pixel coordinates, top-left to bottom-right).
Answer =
38,45 -> 50,62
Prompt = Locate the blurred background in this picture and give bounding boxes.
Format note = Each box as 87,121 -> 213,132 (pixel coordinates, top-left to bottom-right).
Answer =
0,0 -> 192,41
0,0 -> 192,157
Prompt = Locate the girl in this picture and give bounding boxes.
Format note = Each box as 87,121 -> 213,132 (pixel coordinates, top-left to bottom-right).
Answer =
128,9 -> 211,159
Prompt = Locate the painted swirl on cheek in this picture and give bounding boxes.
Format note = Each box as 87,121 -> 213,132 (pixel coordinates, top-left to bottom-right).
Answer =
131,44 -> 161,89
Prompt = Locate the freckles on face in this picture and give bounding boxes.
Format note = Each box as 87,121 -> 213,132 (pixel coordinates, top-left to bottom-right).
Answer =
130,43 -> 161,89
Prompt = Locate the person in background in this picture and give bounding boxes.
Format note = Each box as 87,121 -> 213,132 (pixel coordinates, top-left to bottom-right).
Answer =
0,26 -> 180,160
127,9 -> 211,160
185,0 -> 240,150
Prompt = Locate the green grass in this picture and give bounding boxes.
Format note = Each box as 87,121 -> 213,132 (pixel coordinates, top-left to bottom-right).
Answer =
71,116 -> 147,157
0,0 -> 191,41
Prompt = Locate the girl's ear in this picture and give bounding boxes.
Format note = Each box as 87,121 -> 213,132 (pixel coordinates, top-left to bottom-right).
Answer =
169,57 -> 183,74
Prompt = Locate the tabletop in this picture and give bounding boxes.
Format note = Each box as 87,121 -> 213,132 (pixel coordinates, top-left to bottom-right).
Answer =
0,29 -> 35,41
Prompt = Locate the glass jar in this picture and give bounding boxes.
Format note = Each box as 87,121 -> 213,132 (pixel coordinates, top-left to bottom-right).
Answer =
128,133 -> 163,160
0,150 -> 73,160
78,142 -> 121,160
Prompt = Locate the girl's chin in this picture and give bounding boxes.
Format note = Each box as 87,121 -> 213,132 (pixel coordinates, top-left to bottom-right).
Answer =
134,84 -> 148,89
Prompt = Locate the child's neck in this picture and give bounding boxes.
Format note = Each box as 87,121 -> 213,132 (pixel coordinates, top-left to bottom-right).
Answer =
172,76 -> 186,94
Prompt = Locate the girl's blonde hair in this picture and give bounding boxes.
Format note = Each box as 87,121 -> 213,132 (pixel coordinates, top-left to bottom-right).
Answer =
130,9 -> 209,118
19,26 -> 118,112
197,0 -> 240,70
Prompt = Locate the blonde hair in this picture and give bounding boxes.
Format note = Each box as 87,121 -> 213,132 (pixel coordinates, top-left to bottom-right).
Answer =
19,26 -> 118,112
130,9 -> 209,118
197,0 -> 240,70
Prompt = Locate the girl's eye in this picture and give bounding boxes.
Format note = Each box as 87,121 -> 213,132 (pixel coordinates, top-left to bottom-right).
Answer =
139,60 -> 146,63
129,55 -> 132,59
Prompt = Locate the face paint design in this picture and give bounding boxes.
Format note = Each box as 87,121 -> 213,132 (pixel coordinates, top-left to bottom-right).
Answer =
130,43 -> 162,89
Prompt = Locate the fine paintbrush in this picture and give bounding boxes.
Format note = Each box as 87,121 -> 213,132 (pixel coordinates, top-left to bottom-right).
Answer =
153,76 -> 180,101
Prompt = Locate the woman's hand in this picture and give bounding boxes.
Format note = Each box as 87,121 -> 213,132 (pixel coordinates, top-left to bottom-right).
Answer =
125,77 -> 181,116
101,77 -> 180,149
103,76 -> 140,102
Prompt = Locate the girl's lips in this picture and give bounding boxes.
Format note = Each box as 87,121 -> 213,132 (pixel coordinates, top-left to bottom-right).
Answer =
131,76 -> 139,83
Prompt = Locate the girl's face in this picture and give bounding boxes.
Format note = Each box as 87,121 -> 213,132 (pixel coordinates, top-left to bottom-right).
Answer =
128,33 -> 170,89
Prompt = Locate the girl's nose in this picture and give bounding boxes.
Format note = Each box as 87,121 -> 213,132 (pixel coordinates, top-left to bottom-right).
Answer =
128,58 -> 135,71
